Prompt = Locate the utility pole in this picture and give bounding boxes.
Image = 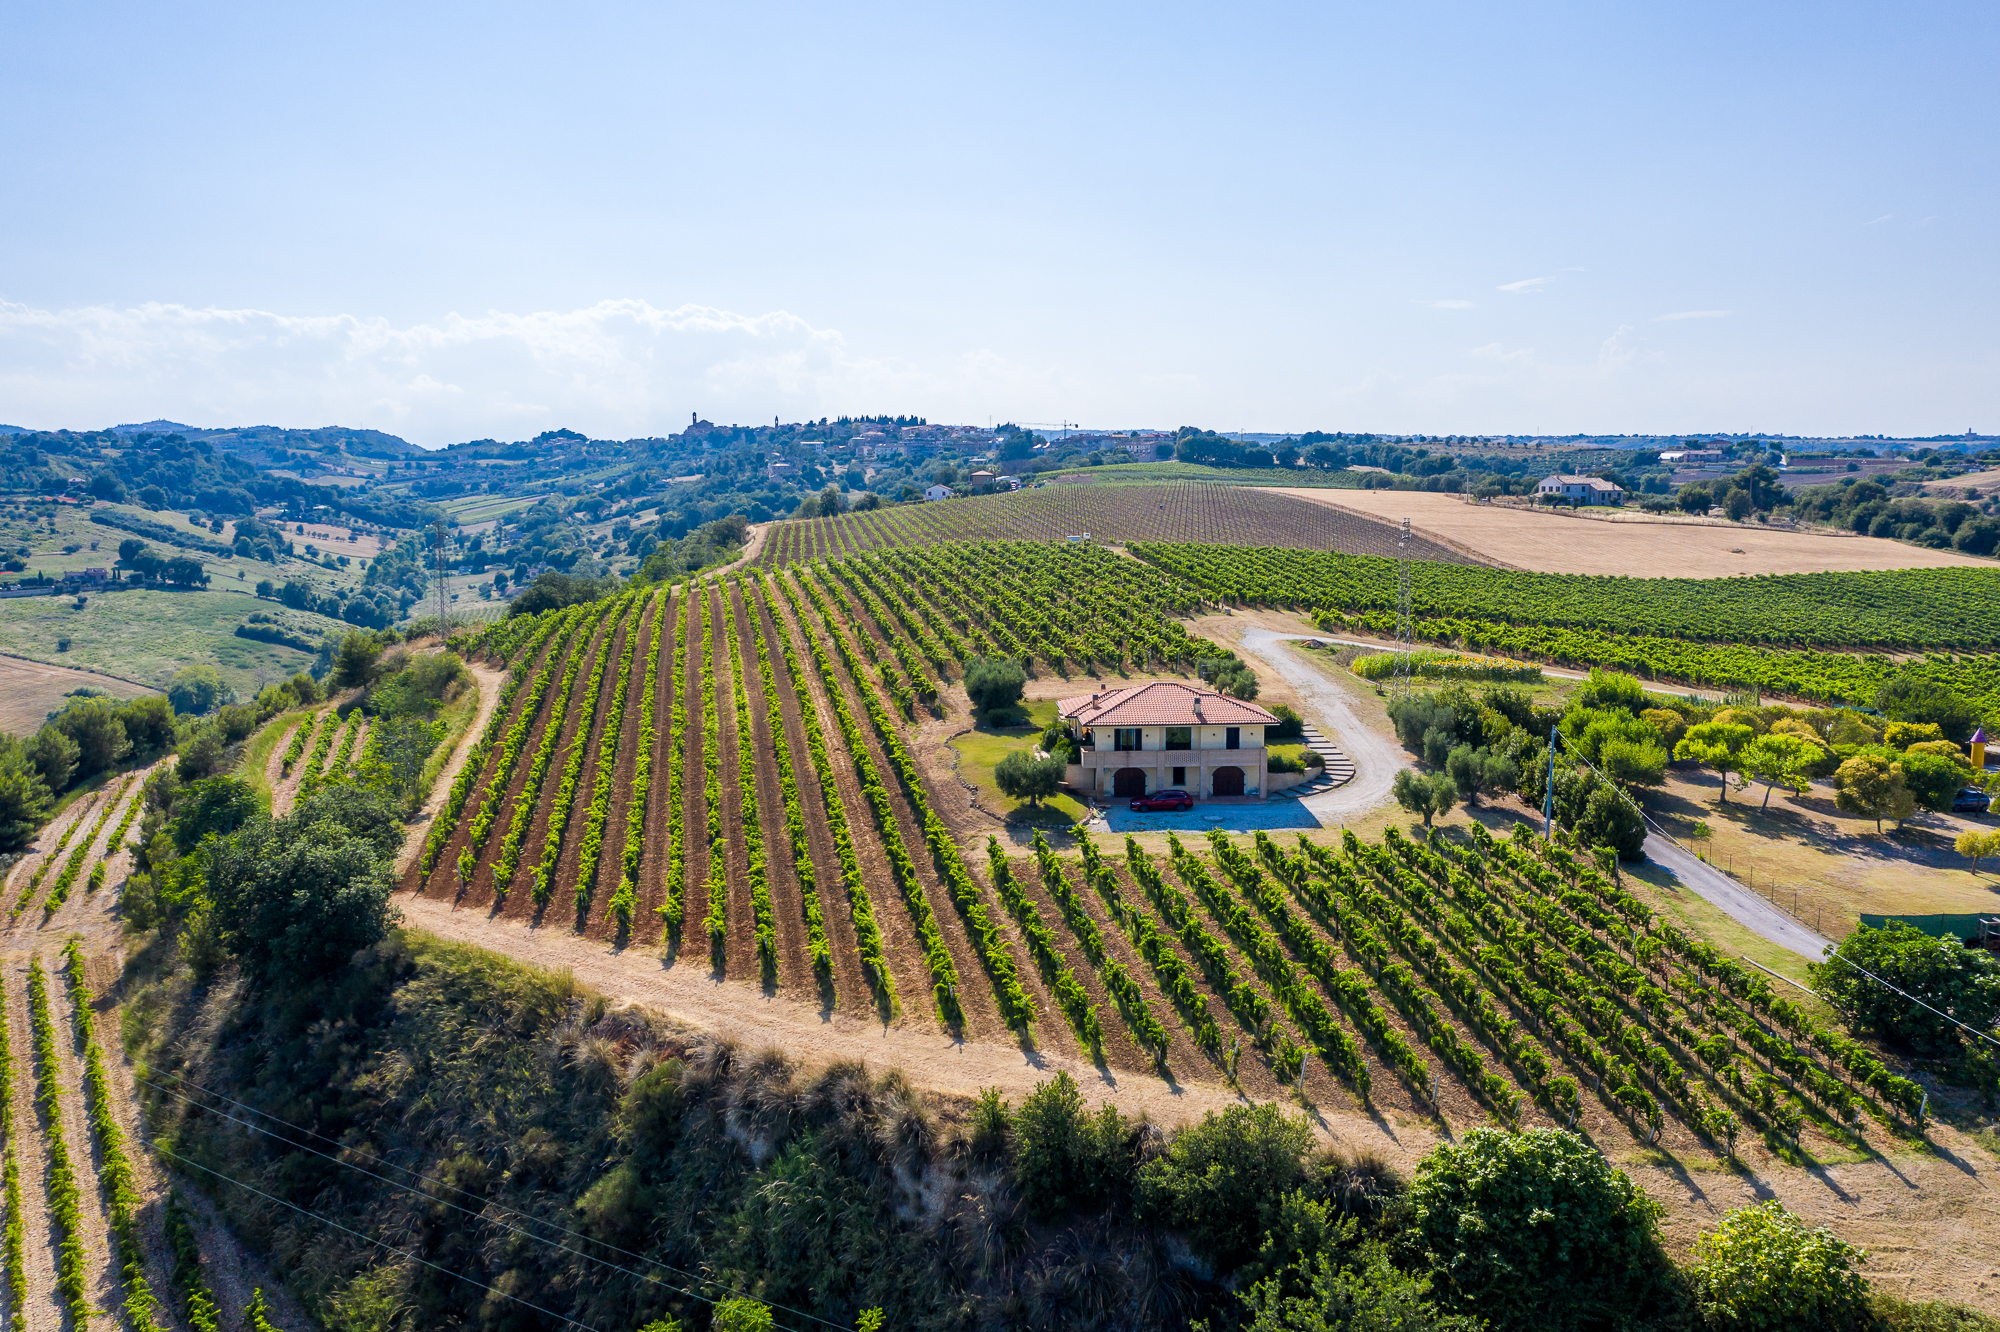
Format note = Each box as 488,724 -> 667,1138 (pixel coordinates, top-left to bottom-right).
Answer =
1393,517 -> 1414,695
1544,724 -> 1557,838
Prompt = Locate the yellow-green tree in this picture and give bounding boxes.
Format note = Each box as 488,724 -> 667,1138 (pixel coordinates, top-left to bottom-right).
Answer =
1833,754 -> 1914,834
1689,1202 -> 1869,1331
1673,722 -> 1753,803
1739,733 -> 1821,811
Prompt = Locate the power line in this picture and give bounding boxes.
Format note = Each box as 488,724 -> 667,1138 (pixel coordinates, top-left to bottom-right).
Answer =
148,1140 -> 605,1332
138,1067 -> 847,1332
1543,729 -> 2000,1052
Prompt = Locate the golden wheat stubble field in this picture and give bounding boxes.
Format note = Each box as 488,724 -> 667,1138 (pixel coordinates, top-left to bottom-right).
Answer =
1271,487 -> 1994,577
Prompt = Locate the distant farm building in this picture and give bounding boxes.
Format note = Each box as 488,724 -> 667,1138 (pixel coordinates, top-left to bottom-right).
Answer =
1536,475 -> 1626,505
1659,448 -> 1726,464
923,484 -> 952,502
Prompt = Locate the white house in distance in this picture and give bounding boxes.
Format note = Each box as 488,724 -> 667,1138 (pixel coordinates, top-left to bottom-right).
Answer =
923,483 -> 952,501
1058,681 -> 1278,799
1535,474 -> 1626,506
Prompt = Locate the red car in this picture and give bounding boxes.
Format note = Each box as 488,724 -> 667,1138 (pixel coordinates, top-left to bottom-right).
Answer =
1130,788 -> 1194,812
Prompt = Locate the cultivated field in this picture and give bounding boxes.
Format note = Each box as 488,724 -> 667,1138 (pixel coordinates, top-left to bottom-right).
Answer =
415,553 -> 1930,1185
1141,542 -> 2000,716
758,483 -> 1484,566
0,656 -> 158,735
0,587 -> 339,697
1270,487 -> 1993,576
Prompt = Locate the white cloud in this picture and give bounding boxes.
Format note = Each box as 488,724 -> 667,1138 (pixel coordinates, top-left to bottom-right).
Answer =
1653,309 -> 1731,321
0,297 -> 1042,445
1864,214 -> 1894,225
1497,276 -> 1550,294
1419,298 -> 1475,309
1470,342 -> 1534,363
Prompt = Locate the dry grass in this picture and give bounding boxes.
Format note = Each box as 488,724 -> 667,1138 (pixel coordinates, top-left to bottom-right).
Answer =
1269,487 -> 1993,577
1637,770 -> 2000,940
0,654 -> 158,735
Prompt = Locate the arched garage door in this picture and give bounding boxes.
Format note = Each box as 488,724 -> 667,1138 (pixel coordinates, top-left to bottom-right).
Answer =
1113,768 -> 1147,798
1212,766 -> 1245,797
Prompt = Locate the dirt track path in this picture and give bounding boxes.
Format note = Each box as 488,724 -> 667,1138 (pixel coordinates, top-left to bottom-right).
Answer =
395,887 -> 1273,1132
1235,628 -> 1404,820
396,662 -> 507,875
4,956 -> 61,1330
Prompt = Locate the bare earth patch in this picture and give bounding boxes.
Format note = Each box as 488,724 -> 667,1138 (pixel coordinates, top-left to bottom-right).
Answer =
0,655 -> 158,736
1269,487 -> 1992,577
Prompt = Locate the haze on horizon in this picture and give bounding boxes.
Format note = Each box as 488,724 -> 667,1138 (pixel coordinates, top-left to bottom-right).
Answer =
2,1 -> 1995,447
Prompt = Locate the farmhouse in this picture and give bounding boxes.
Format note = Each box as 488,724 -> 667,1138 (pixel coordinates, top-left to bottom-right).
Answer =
1058,681 -> 1278,800
1659,448 -> 1725,464
923,483 -> 951,501
1535,474 -> 1626,505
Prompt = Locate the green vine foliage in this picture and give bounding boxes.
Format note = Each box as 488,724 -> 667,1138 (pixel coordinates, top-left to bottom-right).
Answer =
26,957 -> 90,1325
64,939 -> 166,1331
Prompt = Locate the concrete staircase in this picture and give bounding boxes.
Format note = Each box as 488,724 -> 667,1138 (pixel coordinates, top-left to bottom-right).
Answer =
1271,724 -> 1354,800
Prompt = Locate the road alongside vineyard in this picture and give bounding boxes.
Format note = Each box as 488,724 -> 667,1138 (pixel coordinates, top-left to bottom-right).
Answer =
1236,627 -> 1402,818
1238,625 -> 1839,960
1645,835 -> 1833,961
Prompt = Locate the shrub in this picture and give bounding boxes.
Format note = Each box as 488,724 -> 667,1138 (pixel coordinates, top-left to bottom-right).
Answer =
169,776 -> 261,852
1238,1241 -> 1477,1332
205,797 -> 397,983
964,655 -> 1027,713
1011,1070 -> 1133,1219
1689,1202 -> 1870,1331
166,664 -> 231,715
1134,1102 -> 1313,1271
1810,921 -> 2000,1060
1408,1127 -> 1675,1332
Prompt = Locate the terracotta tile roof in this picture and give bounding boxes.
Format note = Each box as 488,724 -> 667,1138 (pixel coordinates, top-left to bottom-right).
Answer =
1057,681 -> 1277,727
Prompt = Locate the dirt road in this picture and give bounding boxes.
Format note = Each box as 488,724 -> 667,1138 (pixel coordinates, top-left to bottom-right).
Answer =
1235,627 -> 1402,820
391,891 -> 1403,1142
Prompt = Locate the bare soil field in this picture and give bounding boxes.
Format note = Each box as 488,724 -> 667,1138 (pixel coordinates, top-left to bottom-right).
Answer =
0,654 -> 158,735
1270,487 -> 1993,576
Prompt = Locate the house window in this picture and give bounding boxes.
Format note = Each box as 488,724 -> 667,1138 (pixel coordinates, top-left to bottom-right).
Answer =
1114,727 -> 1142,752
1165,726 -> 1191,751
1225,727 -> 1240,751
1172,766 -> 1186,787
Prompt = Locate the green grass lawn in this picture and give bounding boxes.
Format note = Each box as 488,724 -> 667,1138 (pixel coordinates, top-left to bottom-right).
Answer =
0,588 -> 342,695
950,702 -> 1088,826
1268,741 -> 1319,772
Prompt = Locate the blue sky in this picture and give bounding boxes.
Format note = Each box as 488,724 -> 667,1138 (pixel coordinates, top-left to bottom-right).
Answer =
1,1 -> 1994,444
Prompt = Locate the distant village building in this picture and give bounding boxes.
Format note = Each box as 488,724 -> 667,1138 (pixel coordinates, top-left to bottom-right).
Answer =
1658,449 -> 1725,464
766,459 -> 795,479
994,475 -> 1022,491
923,484 -> 952,502
1535,474 -> 1626,506
969,470 -> 996,491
